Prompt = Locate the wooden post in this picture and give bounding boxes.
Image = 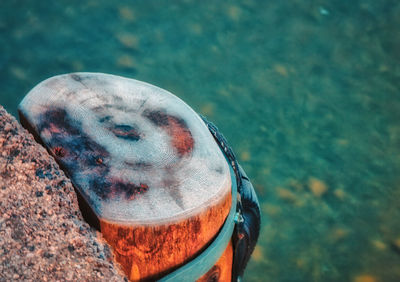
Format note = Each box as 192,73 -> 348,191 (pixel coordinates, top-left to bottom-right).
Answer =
100,191 -> 231,281
19,73 -> 234,281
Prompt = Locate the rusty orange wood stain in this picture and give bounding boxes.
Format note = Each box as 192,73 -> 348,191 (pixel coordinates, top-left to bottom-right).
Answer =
100,190 -> 232,281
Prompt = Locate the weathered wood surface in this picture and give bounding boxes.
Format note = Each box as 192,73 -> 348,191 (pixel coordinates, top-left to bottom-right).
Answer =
100,192 -> 231,280
18,73 -> 233,280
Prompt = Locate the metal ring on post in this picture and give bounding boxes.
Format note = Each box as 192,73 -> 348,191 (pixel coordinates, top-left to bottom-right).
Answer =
159,157 -> 237,281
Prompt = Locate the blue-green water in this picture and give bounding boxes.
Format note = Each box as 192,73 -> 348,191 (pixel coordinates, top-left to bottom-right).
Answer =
1,1 -> 400,281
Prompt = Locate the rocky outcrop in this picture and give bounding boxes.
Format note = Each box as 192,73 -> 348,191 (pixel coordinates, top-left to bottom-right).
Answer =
0,106 -> 126,281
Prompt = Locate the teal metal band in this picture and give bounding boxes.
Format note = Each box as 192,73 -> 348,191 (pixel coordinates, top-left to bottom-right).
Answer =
159,159 -> 237,281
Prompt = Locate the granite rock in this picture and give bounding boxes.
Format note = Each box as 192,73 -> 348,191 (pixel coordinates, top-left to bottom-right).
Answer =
0,105 -> 126,281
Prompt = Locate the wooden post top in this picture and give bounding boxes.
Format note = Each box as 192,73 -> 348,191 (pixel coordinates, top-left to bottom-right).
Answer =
18,73 -> 231,226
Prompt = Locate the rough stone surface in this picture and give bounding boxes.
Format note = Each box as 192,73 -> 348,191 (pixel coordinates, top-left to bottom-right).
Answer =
0,105 -> 126,281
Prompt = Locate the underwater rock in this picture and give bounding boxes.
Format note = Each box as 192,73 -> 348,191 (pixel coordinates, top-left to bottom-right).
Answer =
0,105 -> 126,281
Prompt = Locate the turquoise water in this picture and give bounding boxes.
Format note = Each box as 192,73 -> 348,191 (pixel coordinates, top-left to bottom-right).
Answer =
1,1 -> 400,281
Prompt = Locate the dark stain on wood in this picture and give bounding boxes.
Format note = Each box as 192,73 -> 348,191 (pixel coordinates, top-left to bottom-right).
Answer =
142,109 -> 194,157
108,124 -> 141,141
37,108 -> 149,204
124,161 -> 153,170
70,73 -> 82,82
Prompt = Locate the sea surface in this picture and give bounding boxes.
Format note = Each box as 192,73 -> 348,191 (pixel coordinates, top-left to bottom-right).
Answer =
1,1 -> 400,281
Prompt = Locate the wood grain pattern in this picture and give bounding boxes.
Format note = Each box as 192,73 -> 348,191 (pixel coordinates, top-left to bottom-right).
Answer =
18,73 -> 234,281
100,189 -> 231,281
18,73 -> 231,225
